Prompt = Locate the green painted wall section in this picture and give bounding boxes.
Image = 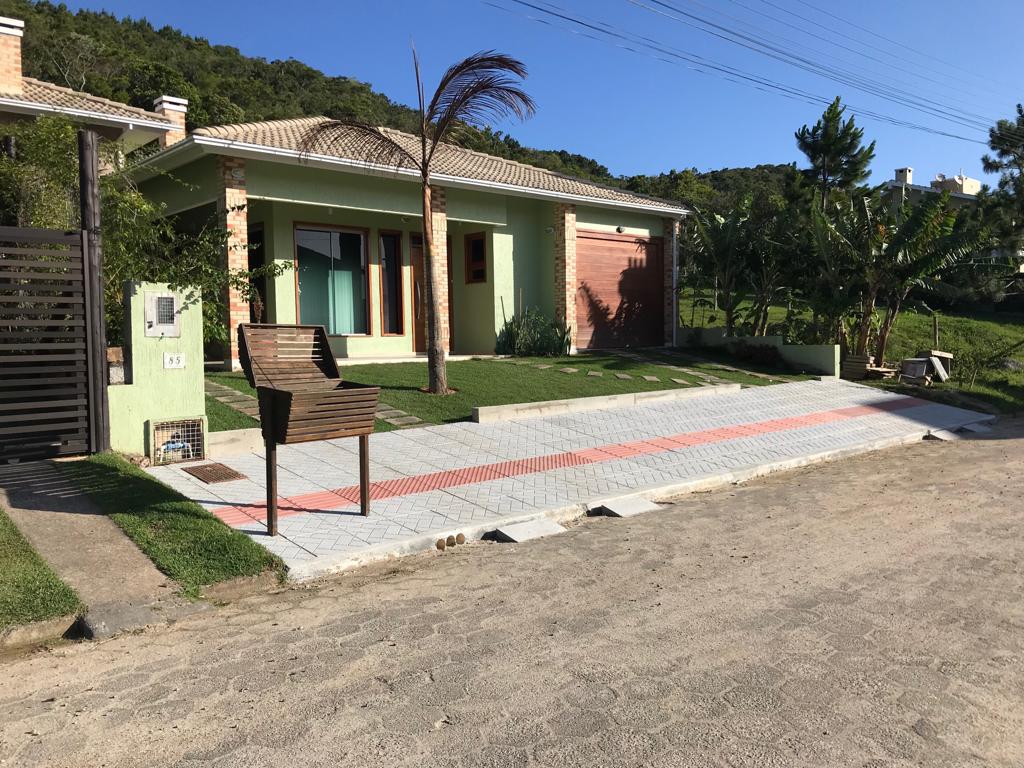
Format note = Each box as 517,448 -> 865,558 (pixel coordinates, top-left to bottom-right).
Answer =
108,282 -> 205,456
448,226 -> 494,354
576,205 -> 664,237
138,155 -> 220,215
491,197 -> 554,333
246,161 -> 508,226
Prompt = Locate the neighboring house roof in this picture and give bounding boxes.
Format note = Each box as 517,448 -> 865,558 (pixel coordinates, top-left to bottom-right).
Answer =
0,77 -> 173,148
186,116 -> 688,216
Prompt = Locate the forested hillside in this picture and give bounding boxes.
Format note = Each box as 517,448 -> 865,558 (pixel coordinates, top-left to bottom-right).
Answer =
0,0 -> 790,207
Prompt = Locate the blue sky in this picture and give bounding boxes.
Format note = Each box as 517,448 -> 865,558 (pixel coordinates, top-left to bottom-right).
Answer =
62,0 -> 1022,185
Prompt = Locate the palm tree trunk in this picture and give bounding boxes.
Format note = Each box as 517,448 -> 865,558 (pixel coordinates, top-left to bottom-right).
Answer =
421,181 -> 449,394
854,290 -> 876,356
875,297 -> 901,367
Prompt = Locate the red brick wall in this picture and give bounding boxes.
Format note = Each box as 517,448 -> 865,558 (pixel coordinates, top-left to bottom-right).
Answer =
428,185 -> 450,353
218,157 -> 249,369
0,33 -> 23,95
553,202 -> 577,350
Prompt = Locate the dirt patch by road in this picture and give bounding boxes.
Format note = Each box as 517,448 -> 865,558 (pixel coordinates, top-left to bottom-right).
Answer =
1,422 -> 1022,767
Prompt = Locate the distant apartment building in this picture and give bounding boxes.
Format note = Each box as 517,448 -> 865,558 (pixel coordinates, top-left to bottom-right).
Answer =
885,166 -> 980,209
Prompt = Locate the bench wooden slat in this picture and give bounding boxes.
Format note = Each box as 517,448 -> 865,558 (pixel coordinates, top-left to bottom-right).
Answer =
237,323 -> 379,532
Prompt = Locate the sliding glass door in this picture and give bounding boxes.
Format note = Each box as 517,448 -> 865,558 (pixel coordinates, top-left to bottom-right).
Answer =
296,227 -> 368,335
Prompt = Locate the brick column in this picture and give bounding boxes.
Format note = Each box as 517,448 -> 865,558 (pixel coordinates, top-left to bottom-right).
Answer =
0,18 -> 24,96
663,217 -> 680,346
218,156 -> 249,370
553,202 -> 577,351
428,185 -> 451,354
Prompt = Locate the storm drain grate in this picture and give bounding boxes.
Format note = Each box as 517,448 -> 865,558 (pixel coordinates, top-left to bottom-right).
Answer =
183,463 -> 246,484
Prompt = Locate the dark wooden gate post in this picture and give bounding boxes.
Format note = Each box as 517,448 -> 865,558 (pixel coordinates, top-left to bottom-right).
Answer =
78,129 -> 110,453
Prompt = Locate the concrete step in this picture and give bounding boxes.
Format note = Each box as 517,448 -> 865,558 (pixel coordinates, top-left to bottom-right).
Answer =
493,518 -> 566,543
589,496 -> 661,518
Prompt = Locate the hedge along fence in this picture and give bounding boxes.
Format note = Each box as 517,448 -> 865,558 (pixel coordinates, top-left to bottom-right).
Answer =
677,326 -> 840,377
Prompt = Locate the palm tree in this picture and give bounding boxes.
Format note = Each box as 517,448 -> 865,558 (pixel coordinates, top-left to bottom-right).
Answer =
302,50 -> 534,394
811,196 -> 886,355
873,193 -> 982,365
685,203 -> 750,336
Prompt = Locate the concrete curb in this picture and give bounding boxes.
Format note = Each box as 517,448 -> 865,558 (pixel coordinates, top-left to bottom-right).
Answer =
472,384 -> 742,423
200,570 -> 283,602
208,428 -> 263,459
0,613 -> 79,651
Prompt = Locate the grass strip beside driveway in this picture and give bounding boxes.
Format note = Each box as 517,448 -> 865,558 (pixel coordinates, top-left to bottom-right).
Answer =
65,455 -> 282,597
0,509 -> 81,629
209,356 -> 697,426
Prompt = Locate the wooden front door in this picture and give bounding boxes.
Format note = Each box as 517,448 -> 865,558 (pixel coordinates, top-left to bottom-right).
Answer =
410,235 -> 453,354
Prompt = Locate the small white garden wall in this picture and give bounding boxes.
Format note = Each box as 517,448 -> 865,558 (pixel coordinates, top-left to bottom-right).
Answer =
677,326 -> 840,377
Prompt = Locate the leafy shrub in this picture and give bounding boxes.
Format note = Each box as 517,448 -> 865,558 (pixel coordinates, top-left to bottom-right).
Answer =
727,340 -> 785,366
495,308 -> 571,357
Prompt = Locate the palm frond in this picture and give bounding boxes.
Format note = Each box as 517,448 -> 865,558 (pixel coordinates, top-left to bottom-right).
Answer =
299,119 -> 421,174
424,51 -> 535,165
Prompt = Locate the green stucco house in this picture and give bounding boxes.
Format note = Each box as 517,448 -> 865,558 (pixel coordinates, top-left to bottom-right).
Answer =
133,115 -> 689,368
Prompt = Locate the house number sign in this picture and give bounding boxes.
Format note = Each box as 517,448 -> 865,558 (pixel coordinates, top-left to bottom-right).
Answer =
163,353 -> 186,369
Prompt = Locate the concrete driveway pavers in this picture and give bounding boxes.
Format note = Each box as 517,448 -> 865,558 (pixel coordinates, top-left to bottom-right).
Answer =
148,380 -> 992,579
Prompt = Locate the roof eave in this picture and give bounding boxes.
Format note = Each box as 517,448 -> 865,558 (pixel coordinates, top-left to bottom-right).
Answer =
0,96 -> 173,134
183,135 -> 688,217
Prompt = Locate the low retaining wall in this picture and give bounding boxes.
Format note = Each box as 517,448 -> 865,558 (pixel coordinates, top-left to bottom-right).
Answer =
472,384 -> 741,423
677,327 -> 839,377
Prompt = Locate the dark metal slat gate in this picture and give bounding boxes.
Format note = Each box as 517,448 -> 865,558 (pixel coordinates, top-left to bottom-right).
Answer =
0,225 -> 106,462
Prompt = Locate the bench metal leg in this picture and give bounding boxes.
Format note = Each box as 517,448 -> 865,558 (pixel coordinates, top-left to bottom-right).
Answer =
359,433 -> 370,517
266,437 -> 278,536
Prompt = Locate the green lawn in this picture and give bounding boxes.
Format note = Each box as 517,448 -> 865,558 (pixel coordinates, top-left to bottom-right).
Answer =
63,454 -> 282,597
208,354 -> 709,426
0,508 -> 81,630
205,395 -> 259,432
635,348 -> 810,386
679,296 -> 1024,413
874,309 -> 1024,414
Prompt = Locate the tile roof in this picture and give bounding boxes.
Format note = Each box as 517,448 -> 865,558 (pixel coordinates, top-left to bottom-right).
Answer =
1,77 -> 173,126
193,116 -> 688,214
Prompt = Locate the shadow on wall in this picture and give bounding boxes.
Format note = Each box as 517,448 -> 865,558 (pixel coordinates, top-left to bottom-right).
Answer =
578,240 -> 662,349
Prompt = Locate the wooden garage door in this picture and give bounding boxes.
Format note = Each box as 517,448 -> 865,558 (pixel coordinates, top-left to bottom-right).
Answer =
575,230 -> 664,349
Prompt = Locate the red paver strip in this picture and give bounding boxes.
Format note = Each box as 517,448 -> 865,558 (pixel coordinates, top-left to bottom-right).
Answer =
207,396 -> 932,528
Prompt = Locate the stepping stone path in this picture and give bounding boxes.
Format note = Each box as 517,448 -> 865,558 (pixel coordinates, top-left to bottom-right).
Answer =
205,378 -> 424,429
610,350 -> 734,386
615,373 -> 632,380
204,379 -> 261,418
587,370 -> 603,377
559,367 -> 578,374
642,375 -> 660,382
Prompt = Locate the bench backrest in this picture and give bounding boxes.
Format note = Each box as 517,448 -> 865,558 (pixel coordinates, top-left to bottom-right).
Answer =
238,324 -> 340,390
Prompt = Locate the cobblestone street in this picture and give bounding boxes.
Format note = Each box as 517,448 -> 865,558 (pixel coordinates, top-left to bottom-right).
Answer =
2,422 -> 1022,768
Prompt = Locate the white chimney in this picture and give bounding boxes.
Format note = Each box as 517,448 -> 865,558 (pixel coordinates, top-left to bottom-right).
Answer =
0,17 -> 24,96
894,167 -> 913,185
152,95 -> 188,149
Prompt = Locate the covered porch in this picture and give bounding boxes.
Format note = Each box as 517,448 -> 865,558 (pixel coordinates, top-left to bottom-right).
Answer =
145,154 -> 559,368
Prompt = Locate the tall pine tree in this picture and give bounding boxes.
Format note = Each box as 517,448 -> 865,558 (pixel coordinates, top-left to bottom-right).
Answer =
795,97 -> 876,207
981,103 -> 1024,253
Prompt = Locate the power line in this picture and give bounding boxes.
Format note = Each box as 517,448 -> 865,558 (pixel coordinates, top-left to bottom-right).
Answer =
629,0 -> 1024,144
488,0 -> 989,145
789,0 -> 1021,94
723,0 -> 1012,110
631,0 -> 1007,135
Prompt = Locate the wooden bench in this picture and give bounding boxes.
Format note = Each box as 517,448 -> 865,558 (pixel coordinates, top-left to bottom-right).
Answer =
238,323 -> 381,536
